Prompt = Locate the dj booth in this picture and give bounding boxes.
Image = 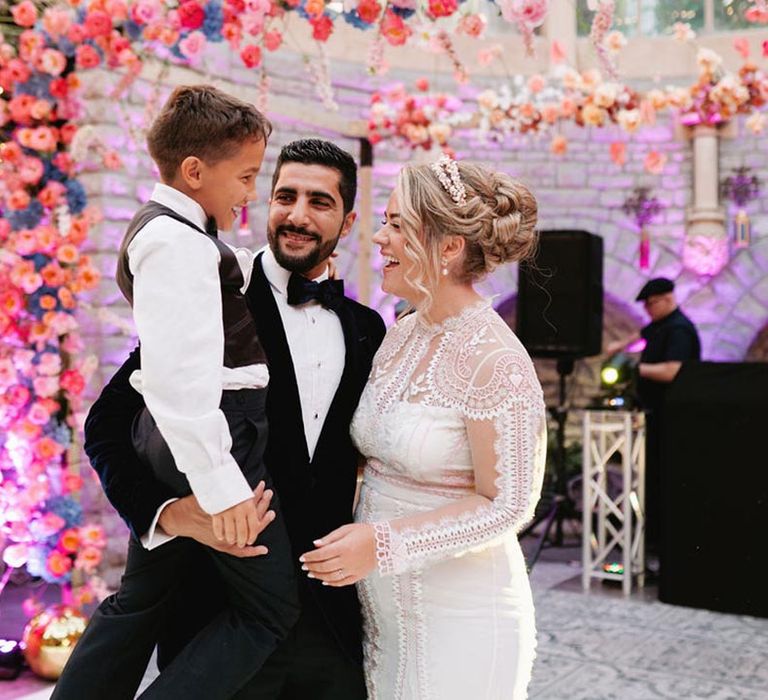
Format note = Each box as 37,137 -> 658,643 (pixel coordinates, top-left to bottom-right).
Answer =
660,361 -> 768,618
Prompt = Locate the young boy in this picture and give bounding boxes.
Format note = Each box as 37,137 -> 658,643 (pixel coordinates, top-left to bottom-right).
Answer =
52,86 -> 299,700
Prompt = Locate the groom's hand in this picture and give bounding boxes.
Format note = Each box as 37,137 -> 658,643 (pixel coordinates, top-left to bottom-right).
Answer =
159,481 -> 275,557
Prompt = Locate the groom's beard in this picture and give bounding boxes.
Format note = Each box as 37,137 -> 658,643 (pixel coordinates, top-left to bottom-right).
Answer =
268,223 -> 342,274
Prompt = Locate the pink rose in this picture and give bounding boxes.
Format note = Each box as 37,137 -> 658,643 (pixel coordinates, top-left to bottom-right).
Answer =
84,10 -> 113,38
11,0 -> 38,28
76,44 -> 102,70
37,48 -> 67,76
457,13 -> 487,38
263,31 -> 283,51
179,30 -> 207,60
42,8 -> 73,38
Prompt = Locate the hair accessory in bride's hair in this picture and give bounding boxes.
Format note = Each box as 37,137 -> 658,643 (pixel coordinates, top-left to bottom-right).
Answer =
429,154 -> 467,206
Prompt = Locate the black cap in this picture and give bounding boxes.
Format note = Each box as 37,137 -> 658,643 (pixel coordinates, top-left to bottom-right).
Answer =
636,277 -> 674,301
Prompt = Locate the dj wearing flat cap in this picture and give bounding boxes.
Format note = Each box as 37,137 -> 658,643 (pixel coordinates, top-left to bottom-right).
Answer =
634,277 -> 701,555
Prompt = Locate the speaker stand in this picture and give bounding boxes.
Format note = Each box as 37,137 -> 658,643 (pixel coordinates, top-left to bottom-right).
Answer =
520,358 -> 581,571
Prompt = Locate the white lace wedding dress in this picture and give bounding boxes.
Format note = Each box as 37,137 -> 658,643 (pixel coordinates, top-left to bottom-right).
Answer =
351,300 -> 547,700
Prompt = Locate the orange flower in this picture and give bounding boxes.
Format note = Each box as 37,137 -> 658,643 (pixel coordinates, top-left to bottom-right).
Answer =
36,436 -> 66,460
610,142 -> 627,166
58,528 -> 81,554
67,217 -> 90,245
75,546 -> 102,573
7,189 -> 31,210
63,473 -> 84,493
644,151 -> 667,175
57,243 -> 80,264
36,226 -> 57,252
41,263 -> 68,287
58,287 -> 76,309
46,550 -> 73,577
38,181 -> 67,208
19,420 -> 43,440
1,289 -> 23,315
79,524 -> 106,548
76,265 -> 101,290
304,0 -> 324,16
39,295 -> 57,310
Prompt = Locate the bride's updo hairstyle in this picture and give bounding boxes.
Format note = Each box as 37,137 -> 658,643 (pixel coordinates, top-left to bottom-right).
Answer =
395,158 -> 538,311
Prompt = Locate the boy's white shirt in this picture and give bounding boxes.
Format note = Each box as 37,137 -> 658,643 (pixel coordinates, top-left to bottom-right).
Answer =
128,183 -> 269,533
141,246 -> 345,550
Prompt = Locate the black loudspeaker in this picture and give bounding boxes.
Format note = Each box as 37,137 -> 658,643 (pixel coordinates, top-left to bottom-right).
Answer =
660,362 -> 768,618
516,230 -> 603,359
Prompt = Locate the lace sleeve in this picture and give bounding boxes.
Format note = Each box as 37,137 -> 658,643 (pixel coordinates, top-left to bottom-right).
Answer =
374,321 -> 547,576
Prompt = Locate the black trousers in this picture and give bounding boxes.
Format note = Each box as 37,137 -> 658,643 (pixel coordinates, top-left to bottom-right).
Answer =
644,409 -> 662,553
52,389 -> 300,700
155,538 -> 367,699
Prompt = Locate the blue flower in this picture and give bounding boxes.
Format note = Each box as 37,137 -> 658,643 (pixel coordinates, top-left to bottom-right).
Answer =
342,9 -> 376,29
15,74 -> 53,99
390,5 -> 416,17
124,20 -> 143,41
43,160 -> 68,184
203,1 -> 224,41
45,495 -> 83,529
6,201 -> 44,230
65,180 -> 88,214
51,423 -> 72,446
29,253 -> 49,271
25,545 -> 71,584
56,36 -> 77,57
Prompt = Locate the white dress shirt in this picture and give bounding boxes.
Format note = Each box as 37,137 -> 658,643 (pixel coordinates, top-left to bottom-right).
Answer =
142,245 -> 346,549
128,183 -> 269,520
260,248 -> 345,457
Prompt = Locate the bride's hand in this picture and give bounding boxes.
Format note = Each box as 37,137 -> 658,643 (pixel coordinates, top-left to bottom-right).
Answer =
299,523 -> 376,587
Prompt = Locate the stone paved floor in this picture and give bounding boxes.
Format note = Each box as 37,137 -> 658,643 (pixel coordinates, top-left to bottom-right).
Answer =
2,531 -> 766,700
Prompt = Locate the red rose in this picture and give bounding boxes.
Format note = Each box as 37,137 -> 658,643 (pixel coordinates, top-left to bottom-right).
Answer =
310,15 -> 333,41
240,44 -> 262,68
75,44 -> 101,70
357,0 -> 381,24
178,1 -> 205,30
60,369 -> 86,396
84,10 -> 113,38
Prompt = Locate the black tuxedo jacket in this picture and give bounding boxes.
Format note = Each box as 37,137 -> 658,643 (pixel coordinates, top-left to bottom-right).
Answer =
84,253 -> 385,664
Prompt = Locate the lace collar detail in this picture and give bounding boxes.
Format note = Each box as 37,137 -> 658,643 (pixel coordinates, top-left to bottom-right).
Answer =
416,298 -> 492,334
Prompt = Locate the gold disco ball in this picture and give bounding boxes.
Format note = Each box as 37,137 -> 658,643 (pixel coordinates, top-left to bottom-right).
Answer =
21,604 -> 88,680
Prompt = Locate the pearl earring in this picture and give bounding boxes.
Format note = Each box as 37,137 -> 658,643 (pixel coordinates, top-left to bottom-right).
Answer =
441,259 -> 449,277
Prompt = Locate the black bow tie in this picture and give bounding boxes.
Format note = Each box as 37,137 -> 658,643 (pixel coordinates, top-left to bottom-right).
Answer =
205,216 -> 218,238
287,273 -> 344,310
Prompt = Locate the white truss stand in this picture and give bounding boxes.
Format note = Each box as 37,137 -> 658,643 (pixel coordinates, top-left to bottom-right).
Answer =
581,409 -> 646,596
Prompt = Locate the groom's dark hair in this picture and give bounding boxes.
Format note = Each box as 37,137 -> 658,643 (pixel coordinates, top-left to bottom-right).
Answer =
271,139 -> 357,215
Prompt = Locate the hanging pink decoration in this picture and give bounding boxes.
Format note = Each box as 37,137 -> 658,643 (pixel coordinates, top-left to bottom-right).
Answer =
622,187 -> 663,271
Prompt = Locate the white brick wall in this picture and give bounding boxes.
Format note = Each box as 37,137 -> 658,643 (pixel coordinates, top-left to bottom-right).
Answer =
74,53 -> 768,579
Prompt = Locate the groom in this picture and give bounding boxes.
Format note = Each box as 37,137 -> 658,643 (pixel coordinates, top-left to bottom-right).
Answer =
82,139 -> 385,698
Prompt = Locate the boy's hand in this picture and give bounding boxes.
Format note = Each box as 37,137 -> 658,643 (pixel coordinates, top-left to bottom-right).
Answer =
159,481 -> 275,556
213,497 -> 262,548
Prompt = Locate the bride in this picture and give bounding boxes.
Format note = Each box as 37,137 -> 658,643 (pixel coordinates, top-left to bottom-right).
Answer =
300,155 -> 547,699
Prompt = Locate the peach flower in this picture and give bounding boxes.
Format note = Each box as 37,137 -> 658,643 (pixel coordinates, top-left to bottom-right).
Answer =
644,151 -> 667,175
550,135 -> 568,155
